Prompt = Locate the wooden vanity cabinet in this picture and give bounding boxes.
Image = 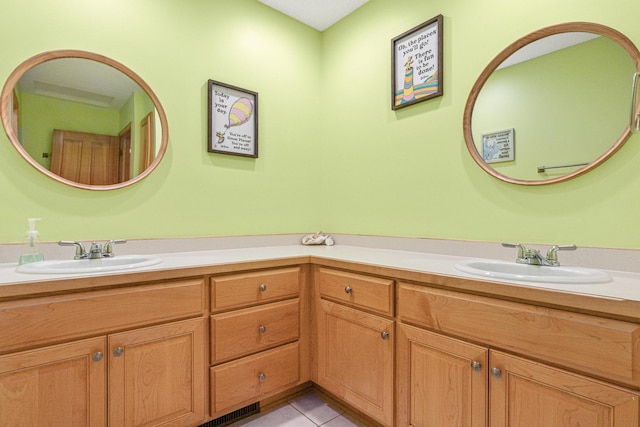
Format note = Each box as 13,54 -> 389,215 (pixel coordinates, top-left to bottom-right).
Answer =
4,256 -> 640,427
315,267 -> 395,427
0,278 -> 207,427
397,281 -> 640,427
209,267 -> 305,418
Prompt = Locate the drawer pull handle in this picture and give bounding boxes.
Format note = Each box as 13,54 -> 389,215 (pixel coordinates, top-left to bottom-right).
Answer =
344,286 -> 352,294
258,373 -> 266,383
92,352 -> 104,362
381,331 -> 390,340
113,347 -> 124,357
470,361 -> 482,372
259,325 -> 266,334
259,284 -> 267,292
491,367 -> 502,378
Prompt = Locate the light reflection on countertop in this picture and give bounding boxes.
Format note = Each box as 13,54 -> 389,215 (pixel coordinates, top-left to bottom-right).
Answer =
0,245 -> 639,302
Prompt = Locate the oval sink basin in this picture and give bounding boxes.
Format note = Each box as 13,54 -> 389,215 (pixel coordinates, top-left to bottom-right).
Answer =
16,255 -> 162,274
454,260 -> 611,284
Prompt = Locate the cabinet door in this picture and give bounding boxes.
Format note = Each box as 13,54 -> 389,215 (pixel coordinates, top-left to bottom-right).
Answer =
490,351 -> 640,427
0,337 -> 106,426
108,318 -> 206,427
397,324 -> 488,427
317,299 -> 394,426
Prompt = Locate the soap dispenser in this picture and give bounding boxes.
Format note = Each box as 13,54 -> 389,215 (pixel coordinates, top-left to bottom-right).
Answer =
18,218 -> 44,265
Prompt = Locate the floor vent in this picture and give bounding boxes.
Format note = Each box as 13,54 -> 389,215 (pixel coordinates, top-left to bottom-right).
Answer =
199,403 -> 260,427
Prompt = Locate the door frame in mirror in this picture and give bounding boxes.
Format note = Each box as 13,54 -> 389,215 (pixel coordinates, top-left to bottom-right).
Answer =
0,49 -> 169,190
463,22 -> 640,185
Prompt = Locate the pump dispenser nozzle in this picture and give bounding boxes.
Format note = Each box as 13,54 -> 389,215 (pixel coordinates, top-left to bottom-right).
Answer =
19,218 -> 44,265
27,218 -> 41,243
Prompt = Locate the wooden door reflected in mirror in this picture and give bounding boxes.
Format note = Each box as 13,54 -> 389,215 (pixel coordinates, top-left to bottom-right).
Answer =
51,130 -> 120,185
139,112 -> 154,173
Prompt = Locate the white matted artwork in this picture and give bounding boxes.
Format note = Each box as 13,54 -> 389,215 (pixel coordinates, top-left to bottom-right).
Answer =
208,80 -> 258,158
482,129 -> 514,163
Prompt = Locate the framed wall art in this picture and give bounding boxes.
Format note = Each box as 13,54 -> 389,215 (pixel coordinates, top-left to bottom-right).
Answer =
208,80 -> 258,157
391,14 -> 443,110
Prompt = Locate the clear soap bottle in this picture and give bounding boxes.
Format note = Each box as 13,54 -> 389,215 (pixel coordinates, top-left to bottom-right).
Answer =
18,218 -> 44,265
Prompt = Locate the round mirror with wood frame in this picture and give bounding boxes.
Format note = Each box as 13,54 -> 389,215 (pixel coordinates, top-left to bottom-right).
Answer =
0,50 -> 168,190
463,22 -> 640,185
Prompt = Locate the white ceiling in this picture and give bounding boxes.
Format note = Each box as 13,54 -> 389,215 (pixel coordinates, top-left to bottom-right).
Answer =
18,58 -> 142,108
498,33 -> 600,69
258,0 -> 369,31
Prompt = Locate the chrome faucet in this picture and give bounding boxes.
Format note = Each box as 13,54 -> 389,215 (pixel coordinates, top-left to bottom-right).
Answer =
88,242 -> 103,259
59,239 -> 127,259
502,242 -> 576,266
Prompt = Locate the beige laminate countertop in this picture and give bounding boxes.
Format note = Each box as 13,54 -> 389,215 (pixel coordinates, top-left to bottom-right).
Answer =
0,245 -> 639,320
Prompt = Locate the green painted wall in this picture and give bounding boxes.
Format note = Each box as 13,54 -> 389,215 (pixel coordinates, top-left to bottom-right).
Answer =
319,0 -> 640,249
0,0 -> 323,244
1,0 -> 640,250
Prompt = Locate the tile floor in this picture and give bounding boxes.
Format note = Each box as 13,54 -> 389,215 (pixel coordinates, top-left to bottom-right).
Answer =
229,391 -> 362,427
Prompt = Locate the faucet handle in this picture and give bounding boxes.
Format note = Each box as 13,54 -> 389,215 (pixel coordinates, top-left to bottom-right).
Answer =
546,245 -> 577,265
103,239 -> 127,257
502,242 -> 527,259
58,241 -> 87,259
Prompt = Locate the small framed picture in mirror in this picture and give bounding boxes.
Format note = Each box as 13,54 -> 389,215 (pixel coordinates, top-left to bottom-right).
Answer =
482,128 -> 515,163
391,14 -> 443,110
208,80 -> 258,158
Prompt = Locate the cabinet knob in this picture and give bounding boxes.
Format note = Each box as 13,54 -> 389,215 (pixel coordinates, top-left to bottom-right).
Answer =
344,286 -> 352,294
92,352 -> 104,362
470,361 -> 482,372
259,284 -> 267,292
258,373 -> 266,383
381,331 -> 390,340
259,325 -> 266,334
491,367 -> 502,378
113,347 -> 124,357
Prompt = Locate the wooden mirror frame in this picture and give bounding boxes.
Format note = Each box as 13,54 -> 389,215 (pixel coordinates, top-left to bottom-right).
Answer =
0,49 -> 169,190
463,22 -> 640,185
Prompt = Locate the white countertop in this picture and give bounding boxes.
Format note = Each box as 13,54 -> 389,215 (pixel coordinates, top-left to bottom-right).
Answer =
1,245 -> 639,302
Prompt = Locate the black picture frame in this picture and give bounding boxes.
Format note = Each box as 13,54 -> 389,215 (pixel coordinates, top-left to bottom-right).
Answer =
208,80 -> 258,158
391,15 -> 443,110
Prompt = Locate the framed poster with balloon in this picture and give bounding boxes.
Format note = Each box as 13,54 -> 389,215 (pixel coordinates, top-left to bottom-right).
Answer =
208,80 -> 258,157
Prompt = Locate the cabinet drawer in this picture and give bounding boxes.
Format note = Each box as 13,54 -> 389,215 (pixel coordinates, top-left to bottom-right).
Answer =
210,342 -> 299,417
318,268 -> 394,316
398,282 -> 640,388
0,279 -> 205,354
211,299 -> 299,364
211,267 -> 300,311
